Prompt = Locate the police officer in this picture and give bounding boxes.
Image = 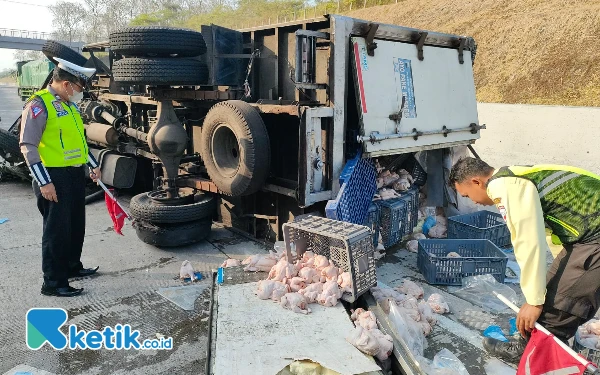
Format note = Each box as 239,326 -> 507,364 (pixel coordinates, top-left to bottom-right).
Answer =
449,157 -> 600,362
20,58 -> 100,297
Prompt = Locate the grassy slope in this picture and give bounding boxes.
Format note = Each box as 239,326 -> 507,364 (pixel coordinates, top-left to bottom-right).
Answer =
349,0 -> 600,106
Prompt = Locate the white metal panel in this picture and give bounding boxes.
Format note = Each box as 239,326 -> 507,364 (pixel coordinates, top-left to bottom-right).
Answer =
214,282 -> 381,375
351,37 -> 480,156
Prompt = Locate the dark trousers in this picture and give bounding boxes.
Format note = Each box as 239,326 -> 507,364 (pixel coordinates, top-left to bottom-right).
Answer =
539,240 -> 600,342
33,166 -> 86,288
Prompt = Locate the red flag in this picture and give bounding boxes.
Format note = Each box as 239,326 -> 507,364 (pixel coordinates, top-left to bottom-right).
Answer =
517,329 -> 588,375
105,189 -> 126,235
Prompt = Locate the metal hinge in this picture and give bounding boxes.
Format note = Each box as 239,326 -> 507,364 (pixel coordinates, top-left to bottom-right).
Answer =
365,23 -> 379,56
415,32 -> 428,61
457,38 -> 466,64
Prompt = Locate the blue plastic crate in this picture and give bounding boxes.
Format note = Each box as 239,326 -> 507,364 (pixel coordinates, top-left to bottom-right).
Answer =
375,189 -> 419,248
363,203 -> 380,247
417,239 -> 508,285
448,211 -> 511,247
325,157 -> 377,225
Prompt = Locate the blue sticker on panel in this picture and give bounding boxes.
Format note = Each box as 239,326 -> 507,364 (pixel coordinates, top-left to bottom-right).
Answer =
393,58 -> 417,118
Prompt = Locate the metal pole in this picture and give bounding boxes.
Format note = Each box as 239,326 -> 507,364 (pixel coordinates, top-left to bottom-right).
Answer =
495,293 -> 598,374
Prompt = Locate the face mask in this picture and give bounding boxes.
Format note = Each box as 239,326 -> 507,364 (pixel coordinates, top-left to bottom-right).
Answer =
68,82 -> 84,103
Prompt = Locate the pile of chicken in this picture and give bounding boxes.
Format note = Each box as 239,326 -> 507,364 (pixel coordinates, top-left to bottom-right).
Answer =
577,319 -> 600,349
243,250 -> 353,315
374,164 -> 415,201
346,308 -> 394,361
371,279 -> 450,337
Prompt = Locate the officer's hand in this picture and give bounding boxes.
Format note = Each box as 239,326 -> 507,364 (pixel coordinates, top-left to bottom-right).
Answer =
90,167 -> 101,183
40,183 -> 58,202
517,303 -> 543,337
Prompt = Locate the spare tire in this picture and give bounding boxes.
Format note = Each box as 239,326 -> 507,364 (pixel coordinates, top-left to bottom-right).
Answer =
0,128 -> 20,155
42,40 -> 87,66
130,191 -> 216,224
110,27 -> 206,57
112,57 -> 208,85
201,101 -> 271,196
134,218 -> 212,247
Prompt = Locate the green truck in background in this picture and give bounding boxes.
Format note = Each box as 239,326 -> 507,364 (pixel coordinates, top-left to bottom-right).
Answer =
16,59 -> 54,101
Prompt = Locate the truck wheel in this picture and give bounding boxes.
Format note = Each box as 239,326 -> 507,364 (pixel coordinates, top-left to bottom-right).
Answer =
110,27 -> 207,57
0,128 -> 21,155
130,190 -> 216,224
201,101 -> 271,196
42,40 -> 87,66
112,58 -> 208,85
133,218 -> 212,247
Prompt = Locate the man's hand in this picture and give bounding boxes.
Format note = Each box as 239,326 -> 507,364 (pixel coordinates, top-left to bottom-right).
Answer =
90,167 -> 101,183
40,183 -> 58,202
517,303 -> 543,337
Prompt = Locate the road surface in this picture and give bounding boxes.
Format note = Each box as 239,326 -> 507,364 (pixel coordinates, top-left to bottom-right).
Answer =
0,85 -> 22,131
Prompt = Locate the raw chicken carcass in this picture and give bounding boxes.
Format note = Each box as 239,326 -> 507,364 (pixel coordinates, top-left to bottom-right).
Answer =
280,292 -> 311,314
268,258 -> 298,281
393,178 -> 411,192
397,169 -> 414,183
298,267 -> 320,283
375,188 -> 400,200
256,280 -> 290,300
427,293 -> 450,314
395,303 -> 421,322
318,280 -> 342,307
351,308 -> 378,330
321,264 -> 340,282
418,300 -> 437,325
243,253 -> 278,272
179,260 -> 196,281
396,279 -> 424,299
428,224 -> 447,238
347,326 -> 380,357
289,277 -> 306,292
369,328 -> 394,361
446,252 -> 461,258
418,321 -> 433,336
338,272 -> 353,293
221,258 -> 241,268
407,240 -> 419,253
586,320 -> 600,335
412,233 -> 426,240
299,282 -> 324,303
382,172 -> 400,187
313,255 -> 330,270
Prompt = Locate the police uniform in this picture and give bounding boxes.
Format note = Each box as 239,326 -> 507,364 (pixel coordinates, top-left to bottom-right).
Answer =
19,59 -> 98,295
487,165 -> 600,341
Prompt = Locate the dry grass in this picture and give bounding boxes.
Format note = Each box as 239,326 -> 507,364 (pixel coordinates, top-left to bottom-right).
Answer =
349,0 -> 600,106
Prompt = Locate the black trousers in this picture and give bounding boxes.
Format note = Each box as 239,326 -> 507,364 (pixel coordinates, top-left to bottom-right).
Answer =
33,166 -> 86,288
539,240 -> 600,342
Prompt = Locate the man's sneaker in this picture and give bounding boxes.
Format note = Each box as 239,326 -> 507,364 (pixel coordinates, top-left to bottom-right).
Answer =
483,336 -> 527,363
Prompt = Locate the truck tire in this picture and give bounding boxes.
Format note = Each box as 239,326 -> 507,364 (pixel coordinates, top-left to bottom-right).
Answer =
112,58 -> 208,85
201,101 -> 271,196
133,218 -> 212,247
110,27 -> 207,57
130,191 -> 216,224
0,128 -> 21,155
42,40 -> 87,66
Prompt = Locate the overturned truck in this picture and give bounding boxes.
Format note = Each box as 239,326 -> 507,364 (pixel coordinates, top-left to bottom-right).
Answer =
79,14 -> 481,246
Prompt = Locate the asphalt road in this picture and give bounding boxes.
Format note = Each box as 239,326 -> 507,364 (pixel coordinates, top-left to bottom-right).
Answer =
0,85 -> 23,131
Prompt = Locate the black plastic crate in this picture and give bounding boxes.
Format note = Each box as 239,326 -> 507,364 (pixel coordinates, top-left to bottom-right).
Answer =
401,155 -> 427,186
448,211 -> 511,247
417,239 -> 508,285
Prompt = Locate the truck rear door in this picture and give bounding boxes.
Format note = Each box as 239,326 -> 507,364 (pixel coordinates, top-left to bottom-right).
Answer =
351,36 -> 481,157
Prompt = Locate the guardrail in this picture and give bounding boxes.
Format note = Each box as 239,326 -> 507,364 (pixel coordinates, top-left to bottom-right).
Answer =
0,28 -> 52,40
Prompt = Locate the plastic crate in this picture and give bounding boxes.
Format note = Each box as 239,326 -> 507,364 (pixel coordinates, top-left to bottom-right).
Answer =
574,331 -> 600,365
401,155 -> 427,186
448,211 -> 511,247
325,157 -> 377,225
363,203 -> 380,247
375,189 -> 419,248
417,239 -> 508,285
283,216 -> 376,303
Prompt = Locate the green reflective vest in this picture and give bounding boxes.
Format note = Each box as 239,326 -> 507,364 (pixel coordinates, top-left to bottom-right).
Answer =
488,165 -> 600,244
33,89 -> 88,167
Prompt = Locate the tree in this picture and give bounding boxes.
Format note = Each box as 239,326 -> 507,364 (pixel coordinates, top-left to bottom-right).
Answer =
49,1 -> 87,45
12,50 -> 45,62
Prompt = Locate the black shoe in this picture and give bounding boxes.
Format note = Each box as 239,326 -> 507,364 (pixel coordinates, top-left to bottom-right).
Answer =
41,284 -> 83,297
68,266 -> 99,278
483,336 -> 527,363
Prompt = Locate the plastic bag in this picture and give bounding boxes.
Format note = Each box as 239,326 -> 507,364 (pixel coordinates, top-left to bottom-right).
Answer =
484,358 -> 516,375
452,274 -> 520,312
431,349 -> 469,375
483,325 -> 508,342
389,302 -> 427,357
422,216 -> 437,235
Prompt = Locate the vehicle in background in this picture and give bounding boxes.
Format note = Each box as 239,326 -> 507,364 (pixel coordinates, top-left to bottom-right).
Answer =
16,59 -> 55,101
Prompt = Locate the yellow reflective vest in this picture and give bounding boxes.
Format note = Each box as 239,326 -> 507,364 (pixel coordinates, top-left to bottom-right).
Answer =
34,89 -> 88,167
